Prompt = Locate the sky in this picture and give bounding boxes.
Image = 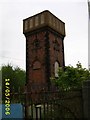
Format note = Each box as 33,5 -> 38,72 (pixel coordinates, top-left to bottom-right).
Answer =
0,0 -> 89,70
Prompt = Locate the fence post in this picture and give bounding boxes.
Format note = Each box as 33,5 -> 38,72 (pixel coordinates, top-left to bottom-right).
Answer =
36,104 -> 42,120
82,80 -> 90,119
24,85 -> 29,120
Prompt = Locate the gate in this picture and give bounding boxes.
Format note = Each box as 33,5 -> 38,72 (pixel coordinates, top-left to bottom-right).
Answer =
9,88 -> 83,119
25,90 -> 81,119
27,101 -> 77,120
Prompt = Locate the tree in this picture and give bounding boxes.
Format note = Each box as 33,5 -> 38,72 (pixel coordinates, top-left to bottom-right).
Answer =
1,64 -> 26,93
51,62 -> 90,91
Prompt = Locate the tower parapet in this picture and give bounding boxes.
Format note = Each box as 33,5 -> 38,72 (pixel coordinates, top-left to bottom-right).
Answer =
23,10 -> 66,37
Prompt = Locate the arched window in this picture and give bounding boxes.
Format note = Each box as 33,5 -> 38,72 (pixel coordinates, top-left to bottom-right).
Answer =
55,61 -> 59,77
33,61 -> 41,70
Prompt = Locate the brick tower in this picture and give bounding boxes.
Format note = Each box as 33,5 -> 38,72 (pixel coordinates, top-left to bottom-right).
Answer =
23,10 -> 66,92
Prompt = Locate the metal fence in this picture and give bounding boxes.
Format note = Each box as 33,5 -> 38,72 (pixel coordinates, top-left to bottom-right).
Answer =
9,88 -> 83,120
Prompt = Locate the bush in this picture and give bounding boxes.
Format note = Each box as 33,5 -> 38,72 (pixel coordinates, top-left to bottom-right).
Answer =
51,62 -> 90,91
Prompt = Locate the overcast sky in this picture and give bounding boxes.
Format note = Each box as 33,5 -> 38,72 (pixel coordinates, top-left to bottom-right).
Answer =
0,0 -> 89,70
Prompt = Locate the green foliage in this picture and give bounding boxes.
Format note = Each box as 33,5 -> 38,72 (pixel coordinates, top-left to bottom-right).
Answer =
51,62 -> 90,91
1,64 -> 26,93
